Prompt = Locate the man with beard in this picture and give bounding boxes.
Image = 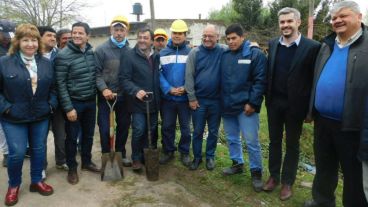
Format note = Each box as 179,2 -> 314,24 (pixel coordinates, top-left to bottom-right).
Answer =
263,7 -> 320,201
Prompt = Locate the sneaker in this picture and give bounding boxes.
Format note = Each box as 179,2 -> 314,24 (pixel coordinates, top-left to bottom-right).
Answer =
42,170 -> 47,180
159,152 -> 174,165
2,154 -> 8,167
56,163 -> 69,171
180,153 -> 191,167
251,170 -> 263,192
223,160 -> 244,176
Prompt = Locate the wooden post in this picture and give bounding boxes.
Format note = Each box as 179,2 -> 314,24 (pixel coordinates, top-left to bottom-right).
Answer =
307,0 -> 314,39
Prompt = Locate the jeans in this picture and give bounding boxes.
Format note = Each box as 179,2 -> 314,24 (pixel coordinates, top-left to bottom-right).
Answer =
267,103 -> 304,185
222,112 -> 262,171
0,121 -> 8,154
191,98 -> 221,159
131,112 -> 158,161
2,119 -> 49,187
312,115 -> 367,207
98,97 -> 131,154
65,100 -> 96,170
161,100 -> 191,154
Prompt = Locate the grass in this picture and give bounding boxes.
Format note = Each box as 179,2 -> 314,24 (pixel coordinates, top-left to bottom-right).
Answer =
165,104 -> 343,207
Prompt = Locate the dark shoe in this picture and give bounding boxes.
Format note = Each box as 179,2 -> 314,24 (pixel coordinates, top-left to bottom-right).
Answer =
189,158 -> 202,170
303,200 -> 322,207
67,170 -> 79,185
206,158 -> 215,171
223,160 -> 244,176
180,153 -> 191,167
2,154 -> 7,168
81,162 -> 100,173
25,148 -> 31,158
251,170 -> 263,192
5,186 -> 19,206
29,182 -> 53,196
280,184 -> 292,201
159,152 -> 174,165
132,160 -> 143,171
263,177 -> 279,192
122,157 -> 132,167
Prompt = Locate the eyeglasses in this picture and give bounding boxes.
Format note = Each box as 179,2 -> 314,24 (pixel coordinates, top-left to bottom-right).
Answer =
202,35 -> 216,39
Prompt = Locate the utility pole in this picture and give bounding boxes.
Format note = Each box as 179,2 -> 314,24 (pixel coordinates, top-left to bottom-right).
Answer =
150,0 -> 155,29
307,0 -> 314,39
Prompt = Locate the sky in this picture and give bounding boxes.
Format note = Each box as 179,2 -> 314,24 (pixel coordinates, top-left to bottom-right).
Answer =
81,0 -> 367,28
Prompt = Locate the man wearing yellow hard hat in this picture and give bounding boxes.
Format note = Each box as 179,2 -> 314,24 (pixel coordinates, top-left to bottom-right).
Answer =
153,28 -> 168,53
159,19 -> 192,167
95,15 -> 132,168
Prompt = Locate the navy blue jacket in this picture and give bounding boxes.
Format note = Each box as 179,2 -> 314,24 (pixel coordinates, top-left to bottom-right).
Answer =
159,39 -> 191,102
221,41 -> 267,116
0,53 -> 58,123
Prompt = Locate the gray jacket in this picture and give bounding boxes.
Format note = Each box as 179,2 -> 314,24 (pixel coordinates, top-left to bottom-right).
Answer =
95,39 -> 130,98
308,24 -> 368,131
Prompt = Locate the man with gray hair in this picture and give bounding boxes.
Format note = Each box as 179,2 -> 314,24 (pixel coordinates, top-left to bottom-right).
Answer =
263,7 -> 320,201
304,1 -> 368,206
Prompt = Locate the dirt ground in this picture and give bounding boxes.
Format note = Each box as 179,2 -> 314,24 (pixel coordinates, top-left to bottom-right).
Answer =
0,129 -> 212,207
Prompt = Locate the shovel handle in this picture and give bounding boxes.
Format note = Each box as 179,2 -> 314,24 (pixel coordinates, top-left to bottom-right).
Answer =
106,96 -> 117,152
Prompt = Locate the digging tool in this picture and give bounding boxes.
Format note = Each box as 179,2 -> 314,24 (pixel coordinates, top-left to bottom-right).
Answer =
101,94 -> 124,181
143,92 -> 160,181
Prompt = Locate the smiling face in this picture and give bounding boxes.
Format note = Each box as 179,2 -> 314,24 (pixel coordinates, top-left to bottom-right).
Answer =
71,26 -> 89,49
41,31 -> 57,51
202,25 -> 218,49
20,36 -> 38,57
171,32 -> 186,46
137,31 -> 153,51
278,13 -> 301,39
331,7 -> 362,39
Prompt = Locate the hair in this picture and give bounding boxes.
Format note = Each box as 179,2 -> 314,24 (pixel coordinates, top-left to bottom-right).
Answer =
205,24 -> 220,35
330,1 -> 361,15
278,7 -> 301,20
225,23 -> 244,37
8,23 -> 43,55
72,22 -> 91,35
137,27 -> 154,41
37,26 -> 56,37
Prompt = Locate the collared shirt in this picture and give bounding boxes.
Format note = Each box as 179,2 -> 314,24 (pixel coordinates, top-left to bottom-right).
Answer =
336,28 -> 363,48
279,33 -> 301,47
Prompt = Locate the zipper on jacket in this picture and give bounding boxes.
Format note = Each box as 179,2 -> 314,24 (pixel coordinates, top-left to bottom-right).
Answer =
349,55 -> 357,83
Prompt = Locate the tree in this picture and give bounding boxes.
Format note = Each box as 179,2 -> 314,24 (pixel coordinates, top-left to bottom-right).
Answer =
0,0 -> 88,27
208,2 -> 240,26
233,0 -> 263,29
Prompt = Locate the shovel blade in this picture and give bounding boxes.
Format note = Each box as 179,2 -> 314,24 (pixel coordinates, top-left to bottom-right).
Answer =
144,148 -> 160,181
101,152 -> 124,181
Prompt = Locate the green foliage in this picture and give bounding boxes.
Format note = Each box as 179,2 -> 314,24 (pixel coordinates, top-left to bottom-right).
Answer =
233,0 -> 263,29
208,2 -> 240,26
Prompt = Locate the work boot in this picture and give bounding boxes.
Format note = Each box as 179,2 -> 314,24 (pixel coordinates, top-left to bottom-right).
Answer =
180,153 -> 191,167
206,158 -> 215,171
132,160 -> 143,171
189,158 -> 202,170
159,152 -> 174,165
263,176 -> 279,192
223,160 -> 244,176
67,169 -> 79,185
2,154 -> 8,167
251,170 -> 263,192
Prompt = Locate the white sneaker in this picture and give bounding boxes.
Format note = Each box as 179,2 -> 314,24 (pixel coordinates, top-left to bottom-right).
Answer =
42,170 -> 47,180
56,163 -> 69,171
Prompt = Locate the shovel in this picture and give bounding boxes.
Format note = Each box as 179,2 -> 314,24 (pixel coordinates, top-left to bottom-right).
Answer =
101,95 -> 124,181
143,92 -> 160,181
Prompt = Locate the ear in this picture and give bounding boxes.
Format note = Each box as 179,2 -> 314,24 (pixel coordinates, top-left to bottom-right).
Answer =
296,18 -> 301,27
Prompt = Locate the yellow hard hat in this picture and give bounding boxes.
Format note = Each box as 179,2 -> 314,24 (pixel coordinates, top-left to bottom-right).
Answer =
111,15 -> 130,30
170,19 -> 188,33
154,28 -> 168,40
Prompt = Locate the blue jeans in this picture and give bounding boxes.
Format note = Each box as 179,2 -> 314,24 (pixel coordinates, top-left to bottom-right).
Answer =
161,100 -> 191,154
98,97 -> 131,154
131,112 -> 158,161
2,119 -> 49,187
65,100 -> 96,170
223,112 -> 263,171
191,98 -> 221,159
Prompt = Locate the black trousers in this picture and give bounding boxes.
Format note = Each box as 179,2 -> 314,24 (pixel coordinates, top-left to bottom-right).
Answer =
267,103 -> 304,185
312,115 -> 367,207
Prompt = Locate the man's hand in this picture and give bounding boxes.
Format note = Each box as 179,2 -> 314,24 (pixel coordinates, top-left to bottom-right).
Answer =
177,87 -> 186,95
189,100 -> 200,110
67,109 -> 77,122
136,90 -> 147,101
102,89 -> 114,100
244,104 -> 255,116
169,88 -> 181,96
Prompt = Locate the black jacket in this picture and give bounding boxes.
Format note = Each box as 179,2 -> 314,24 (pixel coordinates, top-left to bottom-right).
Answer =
0,53 -> 57,123
120,46 -> 160,113
308,24 -> 368,131
266,36 -> 320,119
55,41 -> 96,112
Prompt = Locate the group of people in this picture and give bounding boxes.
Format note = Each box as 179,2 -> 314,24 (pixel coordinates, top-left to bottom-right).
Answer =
0,0 -> 367,206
